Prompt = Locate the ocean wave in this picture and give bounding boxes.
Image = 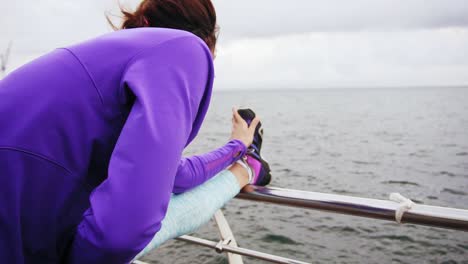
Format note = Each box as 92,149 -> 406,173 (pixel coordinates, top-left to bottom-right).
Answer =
441,188 -> 467,196
381,180 -> 420,186
260,234 -> 302,245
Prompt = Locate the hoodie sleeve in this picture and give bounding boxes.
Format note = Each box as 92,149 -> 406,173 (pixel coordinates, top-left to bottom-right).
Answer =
172,139 -> 246,194
67,36 -> 214,264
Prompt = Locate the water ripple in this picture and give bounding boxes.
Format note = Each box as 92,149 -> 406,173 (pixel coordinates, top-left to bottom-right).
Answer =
438,171 -> 457,177
260,234 -> 302,245
369,235 -> 415,243
352,160 -> 380,165
381,180 -> 420,186
441,188 -> 467,196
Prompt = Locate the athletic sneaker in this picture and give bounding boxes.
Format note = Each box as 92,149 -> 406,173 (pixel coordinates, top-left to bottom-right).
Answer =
237,108 -> 272,186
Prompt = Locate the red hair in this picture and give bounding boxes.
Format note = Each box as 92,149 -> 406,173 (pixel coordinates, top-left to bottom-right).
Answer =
109,0 -> 218,53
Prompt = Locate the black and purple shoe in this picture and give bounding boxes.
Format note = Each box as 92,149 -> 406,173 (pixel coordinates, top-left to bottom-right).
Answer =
237,108 -> 272,186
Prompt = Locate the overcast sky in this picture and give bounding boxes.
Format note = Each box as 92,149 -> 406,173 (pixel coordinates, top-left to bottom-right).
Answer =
1,0 -> 468,89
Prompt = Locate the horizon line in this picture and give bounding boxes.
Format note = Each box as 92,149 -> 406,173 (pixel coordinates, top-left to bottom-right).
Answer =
214,85 -> 468,92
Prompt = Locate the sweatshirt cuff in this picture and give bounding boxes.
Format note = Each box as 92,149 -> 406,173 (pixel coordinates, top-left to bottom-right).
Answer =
228,139 -> 247,162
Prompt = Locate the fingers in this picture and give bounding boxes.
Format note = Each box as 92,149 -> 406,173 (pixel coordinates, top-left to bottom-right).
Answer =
232,107 -> 242,123
232,107 -> 261,131
249,116 -> 260,132
231,107 -> 236,124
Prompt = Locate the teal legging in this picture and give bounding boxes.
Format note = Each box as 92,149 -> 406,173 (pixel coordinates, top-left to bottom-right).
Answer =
133,170 -> 240,260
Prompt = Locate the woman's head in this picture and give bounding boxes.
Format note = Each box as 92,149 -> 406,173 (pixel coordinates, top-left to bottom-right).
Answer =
111,0 -> 218,54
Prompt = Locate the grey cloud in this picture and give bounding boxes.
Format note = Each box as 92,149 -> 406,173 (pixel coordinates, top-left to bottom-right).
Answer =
0,0 -> 113,52
214,30 -> 468,89
2,0 -> 467,49
1,0 -> 467,88
213,0 -> 468,40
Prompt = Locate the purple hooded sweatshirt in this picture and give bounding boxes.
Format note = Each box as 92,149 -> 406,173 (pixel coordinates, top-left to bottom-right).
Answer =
0,28 -> 246,263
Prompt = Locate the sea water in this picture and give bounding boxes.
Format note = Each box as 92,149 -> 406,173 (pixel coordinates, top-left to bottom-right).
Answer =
142,87 -> 468,263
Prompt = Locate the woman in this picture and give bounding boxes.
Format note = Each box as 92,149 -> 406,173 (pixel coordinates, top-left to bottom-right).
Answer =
0,0 -> 271,263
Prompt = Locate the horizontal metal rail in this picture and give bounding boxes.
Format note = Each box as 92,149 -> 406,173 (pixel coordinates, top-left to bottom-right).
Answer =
133,235 -> 311,264
175,235 -> 310,264
132,234 -> 310,264
236,185 -> 468,231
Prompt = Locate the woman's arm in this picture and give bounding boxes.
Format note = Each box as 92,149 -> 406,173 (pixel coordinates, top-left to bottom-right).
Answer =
172,139 -> 246,194
173,108 -> 260,194
67,36 -> 214,264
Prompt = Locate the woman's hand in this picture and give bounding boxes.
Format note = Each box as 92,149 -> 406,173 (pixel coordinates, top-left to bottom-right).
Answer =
229,107 -> 260,148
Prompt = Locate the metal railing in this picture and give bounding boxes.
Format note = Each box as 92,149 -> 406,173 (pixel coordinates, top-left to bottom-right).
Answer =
175,235 -> 309,264
134,185 -> 468,264
237,185 -> 468,231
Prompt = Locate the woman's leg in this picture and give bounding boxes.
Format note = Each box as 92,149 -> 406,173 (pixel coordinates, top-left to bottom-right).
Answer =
229,162 -> 250,187
133,163 -> 248,260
